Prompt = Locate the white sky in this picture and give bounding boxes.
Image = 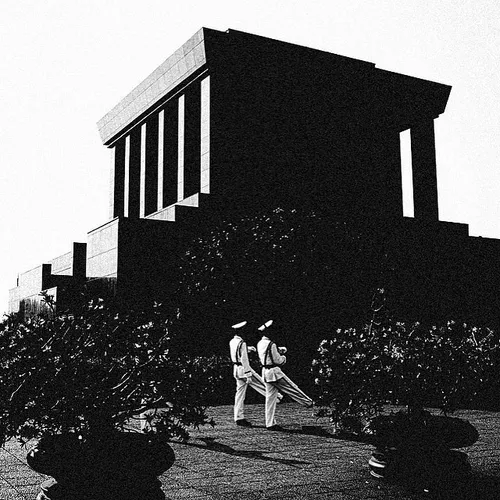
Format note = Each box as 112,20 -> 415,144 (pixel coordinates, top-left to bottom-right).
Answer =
1,0 -> 500,315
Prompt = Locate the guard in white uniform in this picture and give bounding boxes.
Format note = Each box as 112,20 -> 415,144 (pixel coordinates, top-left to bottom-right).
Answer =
257,320 -> 313,430
229,321 -> 281,426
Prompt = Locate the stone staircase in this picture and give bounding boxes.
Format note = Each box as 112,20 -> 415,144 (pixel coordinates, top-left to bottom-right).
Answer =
145,192 -> 222,225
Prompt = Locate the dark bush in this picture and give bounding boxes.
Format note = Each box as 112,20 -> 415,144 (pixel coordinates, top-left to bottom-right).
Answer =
0,295 -> 225,445
313,317 -> 499,433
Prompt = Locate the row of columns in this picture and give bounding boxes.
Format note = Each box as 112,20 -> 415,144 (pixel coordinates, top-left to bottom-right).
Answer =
109,75 -> 210,220
109,84 -> 437,223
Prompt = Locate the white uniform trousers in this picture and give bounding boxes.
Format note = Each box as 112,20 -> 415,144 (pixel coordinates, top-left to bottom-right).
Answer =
234,368 -> 282,421
234,368 -> 266,421
264,373 -> 313,428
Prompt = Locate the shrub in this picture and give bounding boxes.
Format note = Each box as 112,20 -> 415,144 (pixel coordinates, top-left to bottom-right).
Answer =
313,316 -> 499,433
0,296 -> 225,446
388,320 -> 499,414
312,324 -> 392,433
176,205 -> 370,340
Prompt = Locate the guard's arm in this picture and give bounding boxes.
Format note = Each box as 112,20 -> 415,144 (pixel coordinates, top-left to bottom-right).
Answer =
271,343 -> 286,365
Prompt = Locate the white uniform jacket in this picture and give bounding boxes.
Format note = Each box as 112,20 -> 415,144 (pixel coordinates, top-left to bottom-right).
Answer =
229,335 -> 252,379
257,336 -> 287,383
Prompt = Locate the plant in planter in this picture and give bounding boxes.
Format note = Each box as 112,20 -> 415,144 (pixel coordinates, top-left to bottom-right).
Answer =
367,406 -> 478,487
313,291 -> 498,492
312,325 -> 390,435
0,295 -> 225,500
366,320 -> 496,490
312,289 -> 393,435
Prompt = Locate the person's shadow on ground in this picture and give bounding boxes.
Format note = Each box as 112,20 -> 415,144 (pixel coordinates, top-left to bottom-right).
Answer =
178,437 -> 310,467
178,431 -> 500,499
250,424 -> 369,441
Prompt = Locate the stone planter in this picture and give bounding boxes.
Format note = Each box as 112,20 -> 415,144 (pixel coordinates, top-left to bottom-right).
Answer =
27,432 -> 175,500
368,414 -> 477,488
368,447 -> 397,479
369,445 -> 471,483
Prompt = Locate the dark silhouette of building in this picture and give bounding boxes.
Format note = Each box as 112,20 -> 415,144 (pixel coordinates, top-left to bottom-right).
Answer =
8,28 -> 500,327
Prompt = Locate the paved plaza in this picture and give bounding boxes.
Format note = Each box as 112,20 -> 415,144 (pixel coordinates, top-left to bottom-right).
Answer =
1,403 -> 500,499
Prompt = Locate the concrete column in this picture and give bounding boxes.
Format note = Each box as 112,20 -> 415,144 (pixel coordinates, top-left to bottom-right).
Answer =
387,130 -> 403,217
110,139 -> 126,218
201,75 -> 210,194
144,115 -> 159,216
162,100 -> 179,207
128,128 -> 142,218
399,129 -> 414,217
109,146 -> 115,219
72,242 -> 87,280
184,83 -> 201,199
124,135 -> 130,217
157,110 -> 164,211
140,123 -> 147,218
177,95 -> 185,202
410,119 -> 439,221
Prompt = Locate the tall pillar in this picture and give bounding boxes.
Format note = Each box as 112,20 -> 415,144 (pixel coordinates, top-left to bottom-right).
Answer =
162,100 -> 179,208
410,119 -> 439,221
386,130 -> 403,217
109,146 -> 115,219
157,110 -> 164,211
364,129 -> 403,219
139,123 -> 147,218
139,116 -> 160,218
111,139 -> 126,218
144,114 -> 159,216
200,75 -> 210,194
184,83 -> 201,199
124,135 -> 130,217
128,127 -> 142,218
177,95 -> 185,202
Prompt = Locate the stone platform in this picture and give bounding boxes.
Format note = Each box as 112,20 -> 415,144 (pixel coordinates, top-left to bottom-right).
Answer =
1,403 -> 500,499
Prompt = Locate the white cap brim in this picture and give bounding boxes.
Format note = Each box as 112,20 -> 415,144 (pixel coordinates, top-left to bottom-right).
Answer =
258,319 -> 273,331
232,321 -> 247,329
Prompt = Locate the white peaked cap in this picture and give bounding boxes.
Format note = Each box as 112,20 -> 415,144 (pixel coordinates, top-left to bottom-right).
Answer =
258,319 -> 273,331
232,321 -> 247,329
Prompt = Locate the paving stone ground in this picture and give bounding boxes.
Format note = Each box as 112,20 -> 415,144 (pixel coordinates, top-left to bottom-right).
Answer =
1,403 -> 500,499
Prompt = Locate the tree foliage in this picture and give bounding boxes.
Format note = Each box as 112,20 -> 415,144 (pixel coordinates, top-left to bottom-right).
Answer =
313,316 -> 500,433
176,205 -> 383,366
0,295 -> 225,445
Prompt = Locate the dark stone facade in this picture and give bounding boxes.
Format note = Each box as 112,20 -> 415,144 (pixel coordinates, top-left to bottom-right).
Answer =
8,28 -> 500,330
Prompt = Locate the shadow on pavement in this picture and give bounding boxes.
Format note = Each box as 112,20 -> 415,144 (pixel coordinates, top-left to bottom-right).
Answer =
178,437 -> 310,466
434,473 -> 500,500
267,424 -> 373,442
375,471 -> 500,500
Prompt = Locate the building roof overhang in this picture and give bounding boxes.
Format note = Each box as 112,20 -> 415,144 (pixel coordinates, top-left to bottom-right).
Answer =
97,27 -> 452,146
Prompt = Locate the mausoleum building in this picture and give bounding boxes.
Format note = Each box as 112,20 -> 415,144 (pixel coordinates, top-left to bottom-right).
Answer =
9,28 -> 500,325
